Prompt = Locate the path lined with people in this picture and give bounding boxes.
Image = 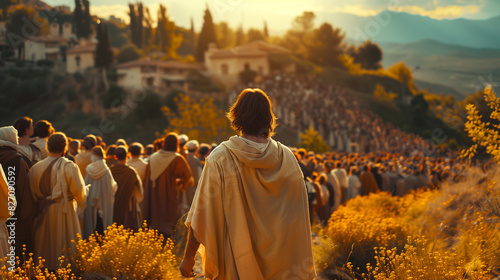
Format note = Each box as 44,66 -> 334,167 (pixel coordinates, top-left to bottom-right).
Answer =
0,77 -> 466,276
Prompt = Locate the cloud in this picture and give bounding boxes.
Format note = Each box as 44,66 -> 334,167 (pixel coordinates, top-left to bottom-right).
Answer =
392,4 -> 481,19
328,5 -> 383,17
90,5 -> 129,22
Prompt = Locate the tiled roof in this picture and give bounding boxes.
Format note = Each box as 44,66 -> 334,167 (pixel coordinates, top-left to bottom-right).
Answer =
206,40 -> 291,59
116,59 -> 200,70
66,43 -> 96,54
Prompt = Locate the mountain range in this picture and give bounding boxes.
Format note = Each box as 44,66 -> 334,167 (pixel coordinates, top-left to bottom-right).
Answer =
325,11 -> 500,50
317,11 -> 500,99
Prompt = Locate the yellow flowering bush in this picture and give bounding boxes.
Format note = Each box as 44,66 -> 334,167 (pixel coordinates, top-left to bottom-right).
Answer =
0,251 -> 77,279
1,223 -> 180,279
326,192 -> 418,276
71,223 -> 180,279
462,87 -> 500,163
364,238 -> 492,280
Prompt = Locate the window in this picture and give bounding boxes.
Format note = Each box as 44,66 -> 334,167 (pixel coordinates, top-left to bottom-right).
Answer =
75,55 -> 81,67
146,77 -> 155,87
221,64 -> 229,75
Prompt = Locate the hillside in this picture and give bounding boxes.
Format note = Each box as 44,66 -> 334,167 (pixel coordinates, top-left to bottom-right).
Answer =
377,39 -> 500,99
326,11 -> 500,49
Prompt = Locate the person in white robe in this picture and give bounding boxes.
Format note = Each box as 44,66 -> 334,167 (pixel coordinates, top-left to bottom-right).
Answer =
82,146 -> 117,239
332,162 -> 348,204
28,132 -> 87,271
346,167 -> 362,201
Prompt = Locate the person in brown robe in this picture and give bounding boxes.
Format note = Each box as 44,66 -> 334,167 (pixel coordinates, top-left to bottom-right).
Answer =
142,133 -> 193,240
360,164 -> 379,196
0,126 -> 35,258
110,145 -> 143,231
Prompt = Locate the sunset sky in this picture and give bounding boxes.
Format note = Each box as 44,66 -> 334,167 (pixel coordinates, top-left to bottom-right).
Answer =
43,0 -> 500,33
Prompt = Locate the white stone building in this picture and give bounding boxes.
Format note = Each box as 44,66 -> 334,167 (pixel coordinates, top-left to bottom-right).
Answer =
204,40 -> 293,87
66,40 -> 96,73
25,36 -> 70,61
116,59 -> 200,97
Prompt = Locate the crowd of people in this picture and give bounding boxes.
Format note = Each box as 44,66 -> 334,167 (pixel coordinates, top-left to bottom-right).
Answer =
0,76 -> 468,273
0,118 -> 209,270
231,73 -> 445,157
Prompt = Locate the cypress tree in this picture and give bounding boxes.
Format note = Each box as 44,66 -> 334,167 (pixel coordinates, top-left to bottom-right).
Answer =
129,3 -> 143,49
74,0 -> 92,39
195,5 -> 216,62
235,24 -> 245,46
263,20 -> 269,39
95,21 -> 113,69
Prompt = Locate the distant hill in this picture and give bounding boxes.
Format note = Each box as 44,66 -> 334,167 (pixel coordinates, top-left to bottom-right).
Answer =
326,11 -> 500,50
376,39 -> 500,99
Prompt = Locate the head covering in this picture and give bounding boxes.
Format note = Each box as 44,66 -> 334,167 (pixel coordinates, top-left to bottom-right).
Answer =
178,134 -> 188,145
186,140 -> 199,151
0,126 -> 19,150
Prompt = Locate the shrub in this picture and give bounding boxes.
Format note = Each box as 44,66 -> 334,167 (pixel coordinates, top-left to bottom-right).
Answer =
0,223 -> 181,279
363,237 -> 492,280
36,59 -> 55,67
70,223 -> 180,279
326,192 -> 413,276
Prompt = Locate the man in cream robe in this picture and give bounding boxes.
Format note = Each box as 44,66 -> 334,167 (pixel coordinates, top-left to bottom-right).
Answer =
82,156 -> 117,239
332,162 -> 348,204
184,136 -> 315,280
28,133 -> 87,271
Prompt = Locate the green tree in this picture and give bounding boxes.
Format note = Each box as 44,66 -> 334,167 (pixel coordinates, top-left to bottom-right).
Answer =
263,21 -> 269,39
162,94 -> 231,143
156,4 -> 183,58
142,6 -> 155,54
299,126 -> 330,154
6,5 -> 48,59
293,11 -> 315,34
189,17 -> 196,54
410,93 -> 429,126
373,84 -> 397,102
95,20 -> 113,69
195,6 -> 216,62
104,19 -> 128,48
235,25 -> 245,46
116,44 -> 141,64
74,0 -> 93,39
215,22 -> 235,49
280,11 -> 316,59
247,28 -> 265,43
387,62 -> 416,97
0,0 -> 15,21
102,84 -> 125,108
129,3 -> 144,49
353,40 -> 383,70
307,22 -> 344,66
135,91 -> 162,120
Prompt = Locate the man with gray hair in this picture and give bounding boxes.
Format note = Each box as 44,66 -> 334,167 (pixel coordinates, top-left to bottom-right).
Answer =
181,140 -> 202,214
